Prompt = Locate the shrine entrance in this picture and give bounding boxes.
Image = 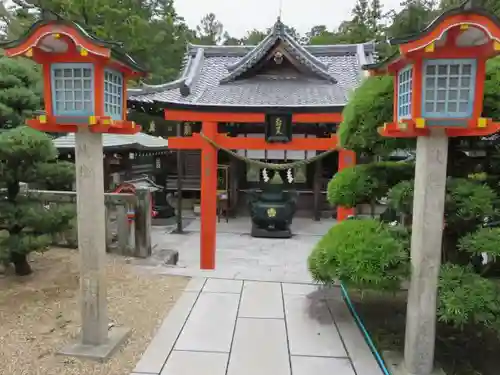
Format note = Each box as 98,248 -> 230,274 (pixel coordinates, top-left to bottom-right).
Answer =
127,18 -> 374,271
164,109 -> 356,270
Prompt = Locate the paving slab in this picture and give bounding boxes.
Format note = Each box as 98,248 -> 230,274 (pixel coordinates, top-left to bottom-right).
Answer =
131,276 -> 382,375
160,350 -> 228,375
284,294 -> 347,357
327,298 -> 384,375
282,283 -> 322,296
144,217 -> 334,283
226,317 -> 291,375
133,291 -> 199,374
183,277 -> 206,293
238,281 -> 284,319
202,278 -> 242,293
291,356 -> 355,375
174,292 -> 239,352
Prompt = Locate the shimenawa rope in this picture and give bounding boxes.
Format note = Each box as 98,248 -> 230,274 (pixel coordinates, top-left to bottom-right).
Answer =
198,132 -> 338,170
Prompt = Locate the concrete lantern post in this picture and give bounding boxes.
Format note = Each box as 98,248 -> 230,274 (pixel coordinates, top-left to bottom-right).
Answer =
363,1 -> 500,374
0,15 -> 147,360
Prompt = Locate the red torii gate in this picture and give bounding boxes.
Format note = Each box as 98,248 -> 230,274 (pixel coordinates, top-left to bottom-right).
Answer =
165,109 -> 355,269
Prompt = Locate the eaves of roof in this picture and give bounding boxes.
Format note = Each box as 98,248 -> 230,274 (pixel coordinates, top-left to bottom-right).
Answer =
389,1 -> 500,45
0,18 -> 147,73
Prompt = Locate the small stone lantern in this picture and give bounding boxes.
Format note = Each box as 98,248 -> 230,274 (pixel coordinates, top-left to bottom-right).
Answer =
363,1 -> 500,375
1,18 -> 146,133
0,15 -> 147,360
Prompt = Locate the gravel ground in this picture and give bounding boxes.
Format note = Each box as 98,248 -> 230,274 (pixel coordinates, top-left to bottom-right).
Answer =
0,248 -> 189,375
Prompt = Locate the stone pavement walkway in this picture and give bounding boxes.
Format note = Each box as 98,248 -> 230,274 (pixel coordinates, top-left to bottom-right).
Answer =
130,277 -> 383,375
144,217 -> 335,283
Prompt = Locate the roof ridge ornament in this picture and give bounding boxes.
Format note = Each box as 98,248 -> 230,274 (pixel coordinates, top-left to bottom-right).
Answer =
220,18 -> 336,84
274,17 -> 286,35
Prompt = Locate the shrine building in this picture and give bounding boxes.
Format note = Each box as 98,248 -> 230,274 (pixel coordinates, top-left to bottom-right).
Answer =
128,19 -> 375,220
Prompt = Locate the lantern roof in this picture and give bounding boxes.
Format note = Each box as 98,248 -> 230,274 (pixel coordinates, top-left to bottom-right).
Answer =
0,16 -> 146,74
389,0 -> 500,46
363,0 -> 500,73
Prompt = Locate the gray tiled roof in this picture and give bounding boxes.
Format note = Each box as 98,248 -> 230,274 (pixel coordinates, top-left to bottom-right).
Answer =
53,132 -> 168,151
128,20 -> 375,108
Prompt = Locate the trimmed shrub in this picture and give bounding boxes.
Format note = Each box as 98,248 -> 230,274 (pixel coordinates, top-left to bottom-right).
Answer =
458,227 -> 500,260
338,76 -> 413,156
387,178 -> 497,229
327,161 -> 414,208
387,180 -> 414,215
308,219 -> 409,290
327,165 -> 375,208
438,264 -> 500,330
445,178 -> 497,229
366,161 -> 414,188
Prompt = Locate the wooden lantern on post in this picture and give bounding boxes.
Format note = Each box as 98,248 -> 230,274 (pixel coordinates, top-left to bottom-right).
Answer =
366,1 -> 500,139
363,1 -> 500,375
0,19 -> 146,133
0,16 -> 147,360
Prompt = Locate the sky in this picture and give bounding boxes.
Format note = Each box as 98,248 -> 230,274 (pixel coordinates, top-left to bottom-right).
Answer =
174,0 -> 404,38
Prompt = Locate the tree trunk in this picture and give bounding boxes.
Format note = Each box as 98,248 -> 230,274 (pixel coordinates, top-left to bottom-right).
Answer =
370,199 -> 376,218
442,231 -> 462,264
10,252 -> 32,276
447,138 -> 467,178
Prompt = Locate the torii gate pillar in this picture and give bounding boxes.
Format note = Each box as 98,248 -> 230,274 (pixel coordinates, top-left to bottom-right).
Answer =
166,110 -> 350,270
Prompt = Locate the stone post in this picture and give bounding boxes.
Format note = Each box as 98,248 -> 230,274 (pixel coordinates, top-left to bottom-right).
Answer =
134,188 -> 152,258
128,204 -> 136,255
59,127 -> 129,361
116,204 -> 131,255
404,129 -> 448,375
105,205 -> 113,252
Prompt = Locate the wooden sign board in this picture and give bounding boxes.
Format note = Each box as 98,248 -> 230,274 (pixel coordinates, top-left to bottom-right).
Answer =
265,114 -> 292,143
217,165 -> 229,192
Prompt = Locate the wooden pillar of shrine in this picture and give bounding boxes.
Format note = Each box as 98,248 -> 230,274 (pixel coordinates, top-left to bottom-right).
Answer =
175,122 -> 184,234
229,156 -> 239,217
337,149 -> 356,220
200,121 -> 218,269
313,159 -> 322,221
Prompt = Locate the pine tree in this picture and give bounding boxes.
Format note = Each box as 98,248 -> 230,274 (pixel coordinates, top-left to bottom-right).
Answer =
0,127 -> 75,275
0,51 -> 73,276
223,32 -> 243,46
196,13 -> 224,45
388,0 -> 439,38
338,0 -> 377,43
242,29 -> 267,45
369,0 -> 383,36
0,55 -> 42,130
